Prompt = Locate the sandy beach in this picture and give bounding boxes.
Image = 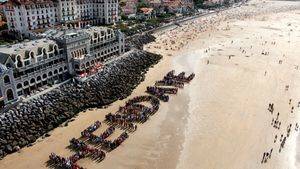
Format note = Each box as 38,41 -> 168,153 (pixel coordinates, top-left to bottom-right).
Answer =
1,0 -> 300,169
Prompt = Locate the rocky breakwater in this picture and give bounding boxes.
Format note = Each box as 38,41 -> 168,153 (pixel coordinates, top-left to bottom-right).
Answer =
126,33 -> 156,50
0,49 -> 162,159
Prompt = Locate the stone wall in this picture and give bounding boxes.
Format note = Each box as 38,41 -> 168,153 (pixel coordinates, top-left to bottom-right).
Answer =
0,49 -> 162,159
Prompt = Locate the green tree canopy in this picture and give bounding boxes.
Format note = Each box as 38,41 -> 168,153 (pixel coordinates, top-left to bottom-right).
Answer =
137,0 -> 150,9
193,0 -> 205,8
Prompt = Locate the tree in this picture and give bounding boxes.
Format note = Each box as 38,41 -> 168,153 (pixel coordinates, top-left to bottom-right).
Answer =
137,0 -> 150,9
193,0 -> 204,8
223,0 -> 231,6
119,1 -> 126,7
121,14 -> 128,20
0,22 -> 8,31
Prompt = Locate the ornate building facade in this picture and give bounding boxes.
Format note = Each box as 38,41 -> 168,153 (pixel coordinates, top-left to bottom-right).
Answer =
0,26 -> 125,107
3,0 -> 119,34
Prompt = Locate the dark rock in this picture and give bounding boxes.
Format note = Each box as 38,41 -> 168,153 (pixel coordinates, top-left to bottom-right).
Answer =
0,149 -> 3,157
126,33 -> 156,50
0,49 -> 162,159
5,145 -> 13,153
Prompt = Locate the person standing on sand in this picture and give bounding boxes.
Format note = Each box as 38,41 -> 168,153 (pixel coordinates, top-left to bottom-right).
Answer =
265,152 -> 269,163
269,148 -> 273,159
261,152 -> 266,164
285,85 -> 289,91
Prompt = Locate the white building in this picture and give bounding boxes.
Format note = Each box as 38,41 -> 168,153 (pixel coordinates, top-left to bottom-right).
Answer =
4,0 -> 119,35
0,26 -> 125,107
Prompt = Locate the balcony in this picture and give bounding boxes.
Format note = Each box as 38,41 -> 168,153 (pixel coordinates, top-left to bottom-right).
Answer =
16,54 -> 65,71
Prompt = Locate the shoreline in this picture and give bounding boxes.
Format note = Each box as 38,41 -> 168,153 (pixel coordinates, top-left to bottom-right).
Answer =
1,0 -> 300,168
0,48 -> 174,169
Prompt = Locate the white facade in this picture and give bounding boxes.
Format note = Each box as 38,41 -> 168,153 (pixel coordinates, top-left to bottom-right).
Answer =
0,26 -> 125,107
4,0 -> 119,34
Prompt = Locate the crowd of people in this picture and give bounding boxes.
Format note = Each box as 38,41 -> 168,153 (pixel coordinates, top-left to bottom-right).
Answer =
81,121 -> 102,138
155,70 -> 195,88
49,153 -> 84,169
48,70 -> 195,168
164,70 -> 195,83
80,122 -> 116,145
0,49 -> 163,160
143,1 -> 300,167
262,97 -> 300,165
48,138 -> 106,169
102,132 -> 129,151
145,0 -> 300,57
261,148 -> 273,164
155,79 -> 185,88
146,86 -> 178,102
271,112 -> 281,130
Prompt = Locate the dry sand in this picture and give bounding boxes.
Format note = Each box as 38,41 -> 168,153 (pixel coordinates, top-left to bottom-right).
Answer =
1,0 -> 300,169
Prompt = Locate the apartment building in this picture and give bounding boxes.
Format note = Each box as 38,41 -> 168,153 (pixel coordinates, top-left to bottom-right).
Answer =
3,0 -> 119,34
0,26 -> 125,107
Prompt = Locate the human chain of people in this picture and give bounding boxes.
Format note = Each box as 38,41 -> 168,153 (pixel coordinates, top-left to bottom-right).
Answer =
47,70 -> 195,169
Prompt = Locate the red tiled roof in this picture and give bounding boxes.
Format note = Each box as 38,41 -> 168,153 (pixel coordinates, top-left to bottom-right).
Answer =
122,0 -> 138,14
163,0 -> 193,8
139,7 -> 154,14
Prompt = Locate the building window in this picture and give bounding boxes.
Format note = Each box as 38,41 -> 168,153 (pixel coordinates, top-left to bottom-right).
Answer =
37,76 -> 41,81
17,91 -> 23,96
6,63 -> 12,68
17,83 -> 22,89
25,60 -> 30,66
23,81 -> 29,86
30,78 -> 35,84
6,89 -> 14,101
4,75 -> 10,84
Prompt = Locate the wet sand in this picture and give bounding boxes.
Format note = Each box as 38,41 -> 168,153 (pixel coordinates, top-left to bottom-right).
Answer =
1,0 -> 300,169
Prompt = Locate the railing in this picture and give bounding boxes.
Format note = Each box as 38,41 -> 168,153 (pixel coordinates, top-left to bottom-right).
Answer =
91,38 -> 117,47
65,35 -> 90,44
15,63 -> 67,84
16,54 -> 65,71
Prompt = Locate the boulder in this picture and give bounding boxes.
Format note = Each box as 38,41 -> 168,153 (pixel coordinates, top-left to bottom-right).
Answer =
0,49 -> 162,159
